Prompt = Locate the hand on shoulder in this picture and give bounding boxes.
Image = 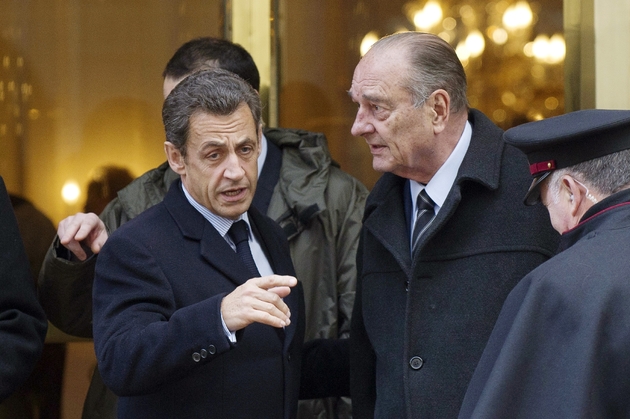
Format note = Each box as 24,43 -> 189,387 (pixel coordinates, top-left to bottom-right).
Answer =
57,212 -> 109,261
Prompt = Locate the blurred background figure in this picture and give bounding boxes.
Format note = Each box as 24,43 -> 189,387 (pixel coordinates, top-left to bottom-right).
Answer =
0,192 -> 59,419
83,166 -> 135,215
0,166 -> 133,419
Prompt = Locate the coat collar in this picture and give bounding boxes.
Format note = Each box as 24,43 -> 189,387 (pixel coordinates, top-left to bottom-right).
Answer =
161,180 -> 251,286
455,109 -> 504,191
252,135 -> 282,215
163,180 -> 290,285
559,188 -> 630,251
264,128 -> 333,238
161,180 -> 299,345
363,109 -> 505,274
117,161 -> 179,220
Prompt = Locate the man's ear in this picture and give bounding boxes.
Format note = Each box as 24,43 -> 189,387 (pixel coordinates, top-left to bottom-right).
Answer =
561,176 -> 587,218
164,141 -> 186,175
430,89 -> 450,134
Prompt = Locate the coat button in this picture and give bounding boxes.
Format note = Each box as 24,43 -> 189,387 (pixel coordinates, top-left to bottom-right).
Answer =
200,349 -> 208,358
192,352 -> 201,362
208,345 -> 216,355
409,356 -> 424,370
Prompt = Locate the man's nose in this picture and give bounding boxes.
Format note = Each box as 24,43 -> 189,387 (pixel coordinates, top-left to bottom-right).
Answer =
223,153 -> 245,179
351,107 -> 374,137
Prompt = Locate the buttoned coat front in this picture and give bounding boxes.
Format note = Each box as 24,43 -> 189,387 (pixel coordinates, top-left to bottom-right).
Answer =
92,180 -> 304,419
350,110 -> 560,418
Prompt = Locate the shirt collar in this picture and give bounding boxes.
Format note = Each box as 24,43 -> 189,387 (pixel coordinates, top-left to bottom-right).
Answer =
410,120 -> 472,212
181,183 -> 250,239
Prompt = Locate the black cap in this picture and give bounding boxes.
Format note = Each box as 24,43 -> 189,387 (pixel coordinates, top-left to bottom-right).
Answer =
503,109 -> 630,205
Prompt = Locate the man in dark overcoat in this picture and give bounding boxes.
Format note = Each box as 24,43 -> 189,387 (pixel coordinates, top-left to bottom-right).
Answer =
459,109 -> 630,418
347,32 -> 559,418
0,176 -> 47,402
92,69 -> 305,418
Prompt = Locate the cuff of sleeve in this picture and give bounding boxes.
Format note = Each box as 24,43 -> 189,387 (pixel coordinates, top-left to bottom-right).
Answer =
220,312 -> 237,343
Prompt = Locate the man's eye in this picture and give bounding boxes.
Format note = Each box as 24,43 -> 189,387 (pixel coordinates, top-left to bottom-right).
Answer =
208,153 -> 220,160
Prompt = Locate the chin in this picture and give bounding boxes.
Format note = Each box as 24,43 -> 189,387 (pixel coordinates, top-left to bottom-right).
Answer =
223,201 -> 252,219
372,159 -> 392,174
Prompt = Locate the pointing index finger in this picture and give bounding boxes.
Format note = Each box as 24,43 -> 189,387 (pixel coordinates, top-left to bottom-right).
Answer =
254,275 -> 297,290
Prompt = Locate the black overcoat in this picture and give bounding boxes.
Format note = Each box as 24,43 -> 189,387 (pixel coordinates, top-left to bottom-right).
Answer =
0,176 -> 47,401
92,180 -> 305,419
459,189 -> 630,418
350,110 -> 559,418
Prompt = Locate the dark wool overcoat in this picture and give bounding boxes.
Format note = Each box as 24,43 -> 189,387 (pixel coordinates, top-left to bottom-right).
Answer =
459,189 -> 630,418
0,176 -> 47,401
350,109 -> 560,418
92,180 -> 304,419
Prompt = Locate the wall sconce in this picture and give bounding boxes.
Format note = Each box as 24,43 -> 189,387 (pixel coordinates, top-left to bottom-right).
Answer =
360,31 -> 380,56
413,0 -> 443,30
61,180 -> 81,205
502,1 -> 533,31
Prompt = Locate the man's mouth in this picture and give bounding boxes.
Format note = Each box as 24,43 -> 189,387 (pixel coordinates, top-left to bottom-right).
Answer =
368,143 -> 387,153
224,188 -> 243,196
221,187 -> 247,201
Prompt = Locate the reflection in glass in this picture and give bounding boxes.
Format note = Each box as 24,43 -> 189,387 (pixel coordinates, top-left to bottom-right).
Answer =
279,0 -> 563,189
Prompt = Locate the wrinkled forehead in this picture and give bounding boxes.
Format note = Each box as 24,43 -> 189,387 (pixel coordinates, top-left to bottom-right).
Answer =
355,47 -> 400,75
350,53 -> 409,101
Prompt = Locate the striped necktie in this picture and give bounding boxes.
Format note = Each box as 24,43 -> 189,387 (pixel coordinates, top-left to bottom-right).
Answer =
411,189 -> 436,254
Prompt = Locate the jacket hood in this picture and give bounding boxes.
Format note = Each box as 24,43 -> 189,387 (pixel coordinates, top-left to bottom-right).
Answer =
264,128 -> 336,233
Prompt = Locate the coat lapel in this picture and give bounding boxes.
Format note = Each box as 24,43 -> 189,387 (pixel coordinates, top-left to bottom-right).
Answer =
163,181 -> 299,345
363,174 -> 413,276
163,180 -> 250,286
363,110 -> 506,273
198,225 -> 252,286
249,206 -> 300,347
414,109 -> 504,256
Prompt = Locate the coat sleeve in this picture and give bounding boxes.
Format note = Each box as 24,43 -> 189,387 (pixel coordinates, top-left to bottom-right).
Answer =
37,197 -> 127,338
0,177 -> 48,402
330,169 -> 368,339
460,261 -> 630,418
92,232 -> 233,397
349,233 -> 377,418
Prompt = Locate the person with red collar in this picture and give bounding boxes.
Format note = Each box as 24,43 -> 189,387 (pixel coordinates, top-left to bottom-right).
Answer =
460,109 -> 630,418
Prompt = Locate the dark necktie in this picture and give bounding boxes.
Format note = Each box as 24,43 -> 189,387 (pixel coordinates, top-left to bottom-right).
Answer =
411,189 -> 436,254
228,220 -> 261,277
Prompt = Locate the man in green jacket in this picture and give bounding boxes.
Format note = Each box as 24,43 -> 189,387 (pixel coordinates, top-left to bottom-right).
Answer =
39,38 -> 367,419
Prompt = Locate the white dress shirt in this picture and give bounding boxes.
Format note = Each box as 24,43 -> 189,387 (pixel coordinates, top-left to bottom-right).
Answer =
409,121 -> 472,246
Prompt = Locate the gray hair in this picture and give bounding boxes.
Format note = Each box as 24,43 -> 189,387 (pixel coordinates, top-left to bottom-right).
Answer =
368,32 -> 468,112
547,149 -> 630,202
162,68 -> 262,157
